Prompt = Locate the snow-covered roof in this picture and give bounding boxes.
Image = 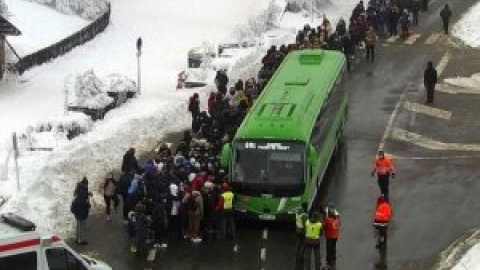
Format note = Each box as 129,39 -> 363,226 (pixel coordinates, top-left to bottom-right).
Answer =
0,15 -> 21,36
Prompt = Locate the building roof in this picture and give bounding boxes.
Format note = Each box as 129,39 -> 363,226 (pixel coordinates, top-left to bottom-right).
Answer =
0,15 -> 21,36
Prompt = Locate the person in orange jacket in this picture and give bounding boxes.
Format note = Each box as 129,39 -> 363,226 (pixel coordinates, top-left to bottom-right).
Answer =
371,150 -> 395,201
373,195 -> 392,249
323,203 -> 340,269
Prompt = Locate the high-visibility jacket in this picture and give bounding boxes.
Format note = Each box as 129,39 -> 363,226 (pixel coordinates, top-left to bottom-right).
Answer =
373,156 -> 395,176
295,212 -> 307,230
305,220 -> 322,240
374,202 -> 392,224
324,216 -> 340,239
221,191 -> 234,210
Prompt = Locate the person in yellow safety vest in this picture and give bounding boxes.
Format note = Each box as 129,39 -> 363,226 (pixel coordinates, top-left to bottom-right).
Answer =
304,212 -> 323,270
295,202 -> 308,264
219,185 -> 235,240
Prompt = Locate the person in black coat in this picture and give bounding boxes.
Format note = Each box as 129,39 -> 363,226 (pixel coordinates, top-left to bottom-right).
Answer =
412,0 -> 420,25
424,61 -> 438,104
74,177 -> 91,200
122,147 -> 140,174
151,201 -> 169,248
71,195 -> 91,245
440,4 -> 452,34
188,93 -> 200,122
215,69 -> 229,95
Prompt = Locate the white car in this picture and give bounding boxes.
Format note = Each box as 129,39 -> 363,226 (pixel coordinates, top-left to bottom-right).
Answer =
0,213 -> 112,270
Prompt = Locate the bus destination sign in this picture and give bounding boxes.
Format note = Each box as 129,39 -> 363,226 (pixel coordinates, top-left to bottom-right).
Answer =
244,142 -> 290,151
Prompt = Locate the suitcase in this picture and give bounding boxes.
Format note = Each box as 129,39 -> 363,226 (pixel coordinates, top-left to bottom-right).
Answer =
2,213 -> 36,231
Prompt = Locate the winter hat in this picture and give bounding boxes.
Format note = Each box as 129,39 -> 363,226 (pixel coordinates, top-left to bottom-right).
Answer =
188,173 -> 196,182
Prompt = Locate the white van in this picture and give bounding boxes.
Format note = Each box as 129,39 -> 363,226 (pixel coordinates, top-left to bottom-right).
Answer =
0,213 -> 112,270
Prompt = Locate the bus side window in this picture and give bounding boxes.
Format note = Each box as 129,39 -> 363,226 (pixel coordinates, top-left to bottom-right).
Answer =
46,247 -> 88,270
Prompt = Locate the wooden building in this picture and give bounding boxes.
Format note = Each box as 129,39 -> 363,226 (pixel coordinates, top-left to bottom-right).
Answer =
0,15 -> 21,80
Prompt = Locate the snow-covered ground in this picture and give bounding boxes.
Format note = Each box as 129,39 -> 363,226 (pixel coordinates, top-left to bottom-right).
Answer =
453,1 -> 480,48
4,0 -> 90,56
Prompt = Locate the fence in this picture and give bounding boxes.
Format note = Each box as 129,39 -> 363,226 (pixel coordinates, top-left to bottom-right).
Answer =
14,3 -> 111,75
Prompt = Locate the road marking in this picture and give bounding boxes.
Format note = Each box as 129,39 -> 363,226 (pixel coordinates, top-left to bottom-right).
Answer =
377,51 -> 450,152
404,34 -> 421,45
260,248 -> 267,261
277,197 -> 287,212
377,87 -> 408,152
443,74 -> 480,90
392,128 -> 480,151
436,84 -> 480,94
262,228 -> 268,240
386,36 -> 399,43
436,51 -> 451,76
447,37 -> 462,48
404,101 -> 452,120
425,33 -> 441,45
260,227 -> 268,268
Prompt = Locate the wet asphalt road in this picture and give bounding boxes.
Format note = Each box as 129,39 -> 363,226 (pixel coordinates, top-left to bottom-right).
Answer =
72,0 -> 480,269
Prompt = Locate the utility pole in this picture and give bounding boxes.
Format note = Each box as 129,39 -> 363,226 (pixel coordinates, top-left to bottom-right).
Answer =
136,37 -> 143,96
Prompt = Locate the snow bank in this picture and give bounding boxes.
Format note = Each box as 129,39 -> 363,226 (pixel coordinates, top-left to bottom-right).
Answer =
453,1 -> 480,48
25,0 -> 108,20
444,73 -> 480,89
2,93 -> 194,235
230,0 -> 287,46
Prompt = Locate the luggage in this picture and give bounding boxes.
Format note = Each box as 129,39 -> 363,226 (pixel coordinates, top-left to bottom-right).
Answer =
2,213 -> 36,231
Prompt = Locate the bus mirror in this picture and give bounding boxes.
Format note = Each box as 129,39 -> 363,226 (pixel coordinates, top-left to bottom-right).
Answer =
220,143 -> 232,168
308,145 -> 318,167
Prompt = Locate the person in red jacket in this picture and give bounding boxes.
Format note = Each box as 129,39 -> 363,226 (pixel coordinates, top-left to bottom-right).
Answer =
323,204 -> 340,269
371,150 -> 396,201
373,195 -> 392,249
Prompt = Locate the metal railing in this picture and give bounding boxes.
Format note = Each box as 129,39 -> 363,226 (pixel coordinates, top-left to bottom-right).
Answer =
14,3 -> 111,74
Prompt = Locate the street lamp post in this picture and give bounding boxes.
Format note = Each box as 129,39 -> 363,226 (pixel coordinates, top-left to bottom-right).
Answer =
136,37 -> 143,96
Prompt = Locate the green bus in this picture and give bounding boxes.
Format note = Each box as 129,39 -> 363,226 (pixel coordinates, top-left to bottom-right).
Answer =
221,49 -> 347,221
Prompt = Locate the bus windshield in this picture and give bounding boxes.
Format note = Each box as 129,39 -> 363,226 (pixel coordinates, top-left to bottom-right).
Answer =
233,141 -> 305,186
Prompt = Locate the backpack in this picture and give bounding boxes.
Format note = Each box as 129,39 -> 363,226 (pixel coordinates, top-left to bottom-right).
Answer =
186,195 -> 198,211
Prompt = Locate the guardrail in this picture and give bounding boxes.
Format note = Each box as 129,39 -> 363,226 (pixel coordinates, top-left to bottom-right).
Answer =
14,3 -> 111,75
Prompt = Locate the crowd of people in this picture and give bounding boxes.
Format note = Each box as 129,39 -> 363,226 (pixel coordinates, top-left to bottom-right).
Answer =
68,0 -> 447,268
